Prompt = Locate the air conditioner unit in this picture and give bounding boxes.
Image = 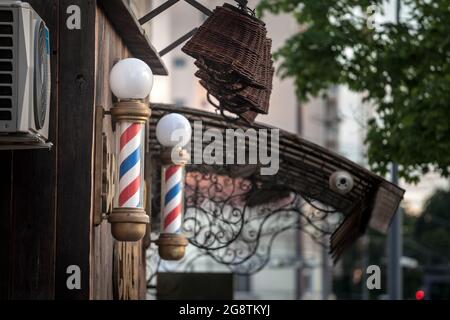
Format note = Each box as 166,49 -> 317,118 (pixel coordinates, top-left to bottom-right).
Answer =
0,1 -> 51,149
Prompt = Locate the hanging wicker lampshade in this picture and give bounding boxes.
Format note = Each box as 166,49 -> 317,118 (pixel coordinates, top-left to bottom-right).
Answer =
183,4 -> 268,87
182,2 -> 274,123
195,38 -> 274,114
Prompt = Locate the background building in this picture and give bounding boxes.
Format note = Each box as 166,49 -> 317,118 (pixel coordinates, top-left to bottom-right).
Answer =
145,0 -> 449,300
146,0 -> 334,300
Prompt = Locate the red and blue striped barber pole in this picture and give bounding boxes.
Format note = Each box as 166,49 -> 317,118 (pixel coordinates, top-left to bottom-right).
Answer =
162,165 -> 183,234
118,122 -> 143,208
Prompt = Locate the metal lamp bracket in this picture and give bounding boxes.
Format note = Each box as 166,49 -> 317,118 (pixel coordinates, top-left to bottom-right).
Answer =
93,104 -> 151,226
93,106 -> 116,225
138,1 -> 256,56
138,0 -> 214,57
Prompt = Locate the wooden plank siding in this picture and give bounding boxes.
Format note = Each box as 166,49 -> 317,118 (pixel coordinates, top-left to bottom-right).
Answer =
53,0 -> 96,299
0,0 -> 59,299
92,6 -> 146,300
0,152 -> 13,299
92,6 -> 128,300
0,0 -> 150,300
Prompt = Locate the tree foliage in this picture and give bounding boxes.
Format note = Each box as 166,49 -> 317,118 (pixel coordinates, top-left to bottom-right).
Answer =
258,0 -> 450,182
413,189 -> 450,264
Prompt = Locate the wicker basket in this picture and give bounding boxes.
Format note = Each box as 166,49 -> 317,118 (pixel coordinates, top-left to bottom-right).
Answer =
200,4 -> 267,53
182,2 -> 274,123
182,4 -> 268,87
204,91 -> 257,125
195,39 -> 273,114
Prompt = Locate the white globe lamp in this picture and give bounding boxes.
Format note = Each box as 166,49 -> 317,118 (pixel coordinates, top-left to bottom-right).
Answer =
109,58 -> 153,100
156,113 -> 192,147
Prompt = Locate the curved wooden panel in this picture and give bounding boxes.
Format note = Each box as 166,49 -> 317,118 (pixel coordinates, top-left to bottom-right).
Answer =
148,104 -> 404,260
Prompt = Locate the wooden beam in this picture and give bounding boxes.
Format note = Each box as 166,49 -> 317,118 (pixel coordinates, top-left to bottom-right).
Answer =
55,0 -> 96,299
97,0 -> 168,76
0,151 -> 12,299
184,0 -> 213,16
159,28 -> 198,57
138,0 -> 179,25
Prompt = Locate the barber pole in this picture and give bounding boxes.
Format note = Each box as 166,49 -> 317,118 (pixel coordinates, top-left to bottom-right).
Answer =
108,58 -> 152,242
118,122 -> 143,208
155,113 -> 191,260
162,165 -> 184,234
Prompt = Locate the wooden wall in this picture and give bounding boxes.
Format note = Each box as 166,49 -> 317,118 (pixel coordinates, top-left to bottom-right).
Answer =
56,0 -> 97,299
0,0 -> 97,299
0,0 -> 147,300
1,0 -> 59,299
92,6 -> 146,300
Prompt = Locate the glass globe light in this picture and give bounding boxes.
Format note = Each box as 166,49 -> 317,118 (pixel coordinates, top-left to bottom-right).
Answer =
156,113 -> 192,147
109,58 -> 153,100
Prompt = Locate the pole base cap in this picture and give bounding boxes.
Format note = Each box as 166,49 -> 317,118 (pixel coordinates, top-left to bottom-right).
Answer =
108,207 -> 149,242
155,233 -> 188,261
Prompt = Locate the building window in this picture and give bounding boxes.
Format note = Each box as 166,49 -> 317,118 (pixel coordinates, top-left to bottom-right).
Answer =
173,57 -> 187,68
235,275 -> 251,293
175,99 -> 185,107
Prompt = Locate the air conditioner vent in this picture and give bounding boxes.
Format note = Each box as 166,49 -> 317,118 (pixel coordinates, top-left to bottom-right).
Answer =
0,11 -> 13,22
0,97 -> 11,107
0,110 -> 11,120
0,8 -> 13,130
0,36 -> 12,47
0,49 -> 12,59
0,86 -> 11,95
0,73 -> 12,83
0,3 -> 51,149
0,25 -> 12,34
0,61 -> 12,71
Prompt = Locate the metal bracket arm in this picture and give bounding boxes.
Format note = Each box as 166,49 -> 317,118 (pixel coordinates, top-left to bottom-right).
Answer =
138,0 -> 213,57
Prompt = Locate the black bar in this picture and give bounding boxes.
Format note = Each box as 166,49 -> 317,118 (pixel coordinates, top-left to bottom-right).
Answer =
184,0 -> 212,16
159,28 -> 198,57
139,0 -> 179,25
235,0 -> 249,7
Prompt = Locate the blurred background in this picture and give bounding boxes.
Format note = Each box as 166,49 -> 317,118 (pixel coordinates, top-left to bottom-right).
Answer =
128,0 -> 450,300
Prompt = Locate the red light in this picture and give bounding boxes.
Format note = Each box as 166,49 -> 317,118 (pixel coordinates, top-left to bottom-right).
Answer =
415,290 -> 425,300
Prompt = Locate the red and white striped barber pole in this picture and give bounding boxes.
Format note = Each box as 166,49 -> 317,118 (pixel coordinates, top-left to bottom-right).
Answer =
161,165 -> 184,234
117,122 -> 145,209
108,58 -> 152,242
155,113 -> 191,260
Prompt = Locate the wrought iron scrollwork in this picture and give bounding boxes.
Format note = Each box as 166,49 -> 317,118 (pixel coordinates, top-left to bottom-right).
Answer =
147,165 -> 344,290
182,169 -> 342,274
